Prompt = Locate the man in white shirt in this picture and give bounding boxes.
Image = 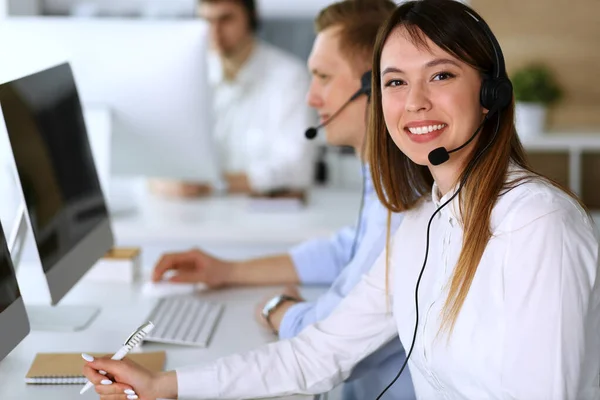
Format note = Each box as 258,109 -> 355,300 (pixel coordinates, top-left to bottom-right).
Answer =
151,0 -> 316,196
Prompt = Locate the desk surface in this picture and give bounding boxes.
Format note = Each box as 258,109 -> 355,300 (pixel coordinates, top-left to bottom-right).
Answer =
110,186 -> 362,246
1,261 -> 327,400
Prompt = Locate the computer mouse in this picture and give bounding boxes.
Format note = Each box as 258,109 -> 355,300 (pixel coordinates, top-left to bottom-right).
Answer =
140,281 -> 205,298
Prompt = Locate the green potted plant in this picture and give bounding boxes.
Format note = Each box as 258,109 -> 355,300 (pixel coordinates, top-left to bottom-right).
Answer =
511,64 -> 563,138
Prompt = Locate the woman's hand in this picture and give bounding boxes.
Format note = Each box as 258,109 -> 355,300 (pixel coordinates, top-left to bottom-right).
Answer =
82,354 -> 177,400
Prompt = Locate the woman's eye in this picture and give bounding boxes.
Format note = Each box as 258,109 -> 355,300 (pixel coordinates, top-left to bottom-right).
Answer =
385,79 -> 404,87
433,72 -> 455,81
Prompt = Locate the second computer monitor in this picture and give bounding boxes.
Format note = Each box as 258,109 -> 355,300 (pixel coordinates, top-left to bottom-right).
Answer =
0,62 -> 114,305
0,17 -> 221,184
0,216 -> 29,361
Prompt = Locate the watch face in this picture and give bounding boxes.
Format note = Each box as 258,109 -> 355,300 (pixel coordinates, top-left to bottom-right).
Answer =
262,295 -> 282,317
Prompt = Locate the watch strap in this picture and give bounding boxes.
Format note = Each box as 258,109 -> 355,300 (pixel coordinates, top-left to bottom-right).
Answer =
262,294 -> 299,334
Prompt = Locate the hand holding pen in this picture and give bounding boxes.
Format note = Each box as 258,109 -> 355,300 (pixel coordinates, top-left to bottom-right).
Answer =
80,321 -> 154,397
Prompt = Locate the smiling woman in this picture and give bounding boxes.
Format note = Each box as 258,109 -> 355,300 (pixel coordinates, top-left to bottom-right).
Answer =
366,2 -> 599,397
368,0 -> 593,328
81,1 -> 600,399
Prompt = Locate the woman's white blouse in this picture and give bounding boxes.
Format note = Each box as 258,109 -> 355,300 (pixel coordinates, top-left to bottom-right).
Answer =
176,175 -> 600,400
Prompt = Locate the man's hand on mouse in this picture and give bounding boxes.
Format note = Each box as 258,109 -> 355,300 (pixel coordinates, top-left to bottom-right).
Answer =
152,249 -> 233,289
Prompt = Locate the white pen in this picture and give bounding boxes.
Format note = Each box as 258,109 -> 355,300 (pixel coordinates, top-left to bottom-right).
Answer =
80,321 -> 155,395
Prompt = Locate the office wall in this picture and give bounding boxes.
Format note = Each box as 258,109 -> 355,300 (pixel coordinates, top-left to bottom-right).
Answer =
258,18 -> 315,62
471,0 -> 600,131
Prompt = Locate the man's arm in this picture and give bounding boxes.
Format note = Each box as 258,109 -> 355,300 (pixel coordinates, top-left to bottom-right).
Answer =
228,254 -> 300,286
289,226 -> 356,286
226,223 -> 358,288
152,250 -> 299,287
152,230 -> 356,288
278,223 -> 396,338
228,219 -> 359,288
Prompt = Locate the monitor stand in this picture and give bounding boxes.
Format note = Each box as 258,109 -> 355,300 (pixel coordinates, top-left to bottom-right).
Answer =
25,305 -> 100,332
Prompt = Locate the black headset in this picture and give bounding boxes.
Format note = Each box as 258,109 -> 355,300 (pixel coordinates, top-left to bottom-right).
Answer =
472,12 -> 513,116
375,8 -> 512,400
357,70 -> 373,101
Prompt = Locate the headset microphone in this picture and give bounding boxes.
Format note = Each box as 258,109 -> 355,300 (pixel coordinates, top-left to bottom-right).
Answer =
305,70 -> 372,140
304,126 -> 319,140
427,99 -> 509,166
428,119 -> 486,166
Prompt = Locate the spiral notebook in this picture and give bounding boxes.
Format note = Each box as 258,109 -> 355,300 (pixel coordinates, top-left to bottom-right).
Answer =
25,351 -> 166,384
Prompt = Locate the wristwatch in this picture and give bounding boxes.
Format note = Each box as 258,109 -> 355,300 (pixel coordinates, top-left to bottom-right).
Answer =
261,294 -> 299,334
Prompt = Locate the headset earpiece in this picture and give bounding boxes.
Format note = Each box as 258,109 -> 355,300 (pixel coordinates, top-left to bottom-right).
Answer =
480,76 -> 513,116
361,70 -> 372,97
470,10 -> 513,117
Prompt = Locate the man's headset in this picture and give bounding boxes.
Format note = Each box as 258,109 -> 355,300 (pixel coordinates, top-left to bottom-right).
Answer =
305,71 -> 373,264
375,9 -> 514,400
305,71 -> 372,139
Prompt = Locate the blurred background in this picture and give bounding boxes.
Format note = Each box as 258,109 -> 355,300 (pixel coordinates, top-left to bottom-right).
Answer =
0,0 -> 599,205
0,2 -> 598,399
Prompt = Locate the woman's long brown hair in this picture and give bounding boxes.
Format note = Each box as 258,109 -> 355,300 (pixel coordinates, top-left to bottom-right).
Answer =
367,0 -> 583,334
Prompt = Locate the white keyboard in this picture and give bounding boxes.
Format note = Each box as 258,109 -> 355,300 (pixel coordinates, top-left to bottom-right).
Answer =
143,296 -> 223,347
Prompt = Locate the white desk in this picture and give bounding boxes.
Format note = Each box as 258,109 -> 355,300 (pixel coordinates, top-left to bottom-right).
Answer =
1,261 -> 329,400
111,187 -> 362,247
0,185 -> 351,399
0,186 -> 360,399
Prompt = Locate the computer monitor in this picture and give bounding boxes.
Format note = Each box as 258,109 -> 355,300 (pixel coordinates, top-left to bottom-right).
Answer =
0,17 -> 221,185
0,218 -> 30,361
0,62 -> 114,330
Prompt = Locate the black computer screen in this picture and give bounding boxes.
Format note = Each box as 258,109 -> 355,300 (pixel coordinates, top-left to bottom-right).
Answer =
0,222 -> 21,314
0,63 -> 109,274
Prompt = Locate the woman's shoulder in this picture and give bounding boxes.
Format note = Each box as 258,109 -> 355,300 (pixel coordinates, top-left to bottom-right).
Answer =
492,174 -> 593,235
